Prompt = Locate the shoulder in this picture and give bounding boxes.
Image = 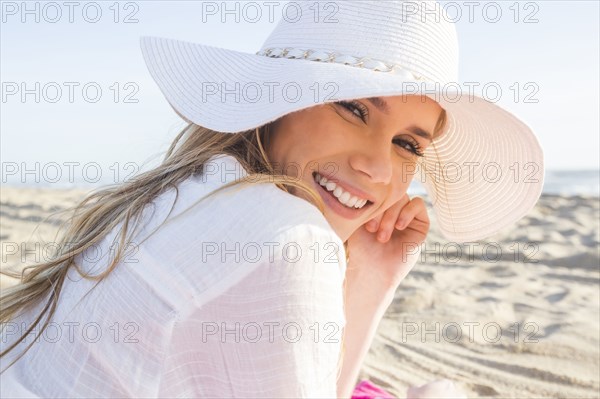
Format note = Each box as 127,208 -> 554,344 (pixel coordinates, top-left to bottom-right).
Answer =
184,154 -> 340,246
138,154 -> 346,271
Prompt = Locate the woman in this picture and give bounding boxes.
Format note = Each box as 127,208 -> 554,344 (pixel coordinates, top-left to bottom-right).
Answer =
0,1 -> 544,398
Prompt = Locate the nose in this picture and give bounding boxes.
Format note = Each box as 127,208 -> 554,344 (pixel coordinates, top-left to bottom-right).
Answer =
348,140 -> 393,184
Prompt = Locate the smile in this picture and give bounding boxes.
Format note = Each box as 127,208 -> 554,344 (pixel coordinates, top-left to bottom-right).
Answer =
314,173 -> 369,208
311,171 -> 374,219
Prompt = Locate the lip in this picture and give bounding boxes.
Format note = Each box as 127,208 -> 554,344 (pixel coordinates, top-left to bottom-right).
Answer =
312,171 -> 374,219
315,171 -> 377,204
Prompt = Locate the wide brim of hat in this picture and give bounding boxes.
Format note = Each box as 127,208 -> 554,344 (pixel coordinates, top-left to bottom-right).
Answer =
140,36 -> 545,243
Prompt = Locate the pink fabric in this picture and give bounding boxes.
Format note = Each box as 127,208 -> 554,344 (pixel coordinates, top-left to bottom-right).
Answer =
352,379 -> 396,399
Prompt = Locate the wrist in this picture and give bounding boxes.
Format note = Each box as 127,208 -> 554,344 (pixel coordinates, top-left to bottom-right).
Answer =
344,267 -> 396,308
346,261 -> 399,290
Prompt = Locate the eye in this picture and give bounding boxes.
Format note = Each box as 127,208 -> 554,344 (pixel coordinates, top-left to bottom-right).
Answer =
336,100 -> 368,122
393,137 -> 425,157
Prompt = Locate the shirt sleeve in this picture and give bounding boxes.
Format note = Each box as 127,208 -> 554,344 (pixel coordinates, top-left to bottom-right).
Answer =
157,223 -> 348,398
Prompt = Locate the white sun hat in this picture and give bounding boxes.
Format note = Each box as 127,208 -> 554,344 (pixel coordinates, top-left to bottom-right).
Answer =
139,0 -> 544,243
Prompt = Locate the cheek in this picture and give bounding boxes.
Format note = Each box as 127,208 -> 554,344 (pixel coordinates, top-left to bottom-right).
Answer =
390,188 -> 407,205
278,107 -> 353,158
269,120 -> 312,167
395,163 -> 418,189
295,123 -> 350,166
404,155 -> 427,182
308,110 -> 352,143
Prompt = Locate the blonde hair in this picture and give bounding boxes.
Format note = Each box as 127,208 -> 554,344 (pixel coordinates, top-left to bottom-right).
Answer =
0,108 -> 447,384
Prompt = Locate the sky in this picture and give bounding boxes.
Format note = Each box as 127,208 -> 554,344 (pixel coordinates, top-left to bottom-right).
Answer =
1,1 -> 599,186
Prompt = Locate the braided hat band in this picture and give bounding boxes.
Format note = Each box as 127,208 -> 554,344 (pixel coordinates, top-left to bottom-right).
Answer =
256,47 -> 426,81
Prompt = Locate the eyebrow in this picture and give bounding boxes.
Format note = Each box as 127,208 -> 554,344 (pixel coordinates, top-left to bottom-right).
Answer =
407,126 -> 433,141
366,97 -> 390,114
366,97 -> 433,141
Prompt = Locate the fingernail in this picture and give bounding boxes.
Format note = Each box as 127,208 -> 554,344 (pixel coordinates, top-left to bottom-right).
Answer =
396,218 -> 406,229
368,220 -> 378,230
378,231 -> 387,241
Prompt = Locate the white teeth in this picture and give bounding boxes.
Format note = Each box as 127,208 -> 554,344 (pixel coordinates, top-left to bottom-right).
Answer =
346,196 -> 359,207
313,173 -> 369,209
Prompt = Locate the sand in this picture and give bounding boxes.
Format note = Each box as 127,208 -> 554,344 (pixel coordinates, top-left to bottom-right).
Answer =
1,187 -> 599,398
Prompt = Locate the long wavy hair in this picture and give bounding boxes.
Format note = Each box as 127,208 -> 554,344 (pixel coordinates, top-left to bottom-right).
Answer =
0,107 -> 447,383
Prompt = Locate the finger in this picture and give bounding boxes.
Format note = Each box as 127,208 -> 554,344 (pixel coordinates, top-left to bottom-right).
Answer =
364,213 -> 383,232
376,201 -> 404,242
395,196 -> 430,230
365,194 -> 410,235
365,216 -> 381,232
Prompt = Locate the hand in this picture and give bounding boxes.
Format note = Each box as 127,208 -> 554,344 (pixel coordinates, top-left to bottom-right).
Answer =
346,193 -> 430,290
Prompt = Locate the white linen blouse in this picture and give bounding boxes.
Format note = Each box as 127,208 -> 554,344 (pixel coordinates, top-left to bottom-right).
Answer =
1,154 -> 347,398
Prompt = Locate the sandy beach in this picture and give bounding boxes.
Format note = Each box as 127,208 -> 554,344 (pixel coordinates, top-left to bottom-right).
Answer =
1,186 -> 599,398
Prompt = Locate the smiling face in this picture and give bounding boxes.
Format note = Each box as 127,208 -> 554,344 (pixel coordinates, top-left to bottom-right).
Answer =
266,95 -> 445,242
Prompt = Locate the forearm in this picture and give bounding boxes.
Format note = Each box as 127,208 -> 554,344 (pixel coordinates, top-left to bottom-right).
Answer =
336,267 -> 396,399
